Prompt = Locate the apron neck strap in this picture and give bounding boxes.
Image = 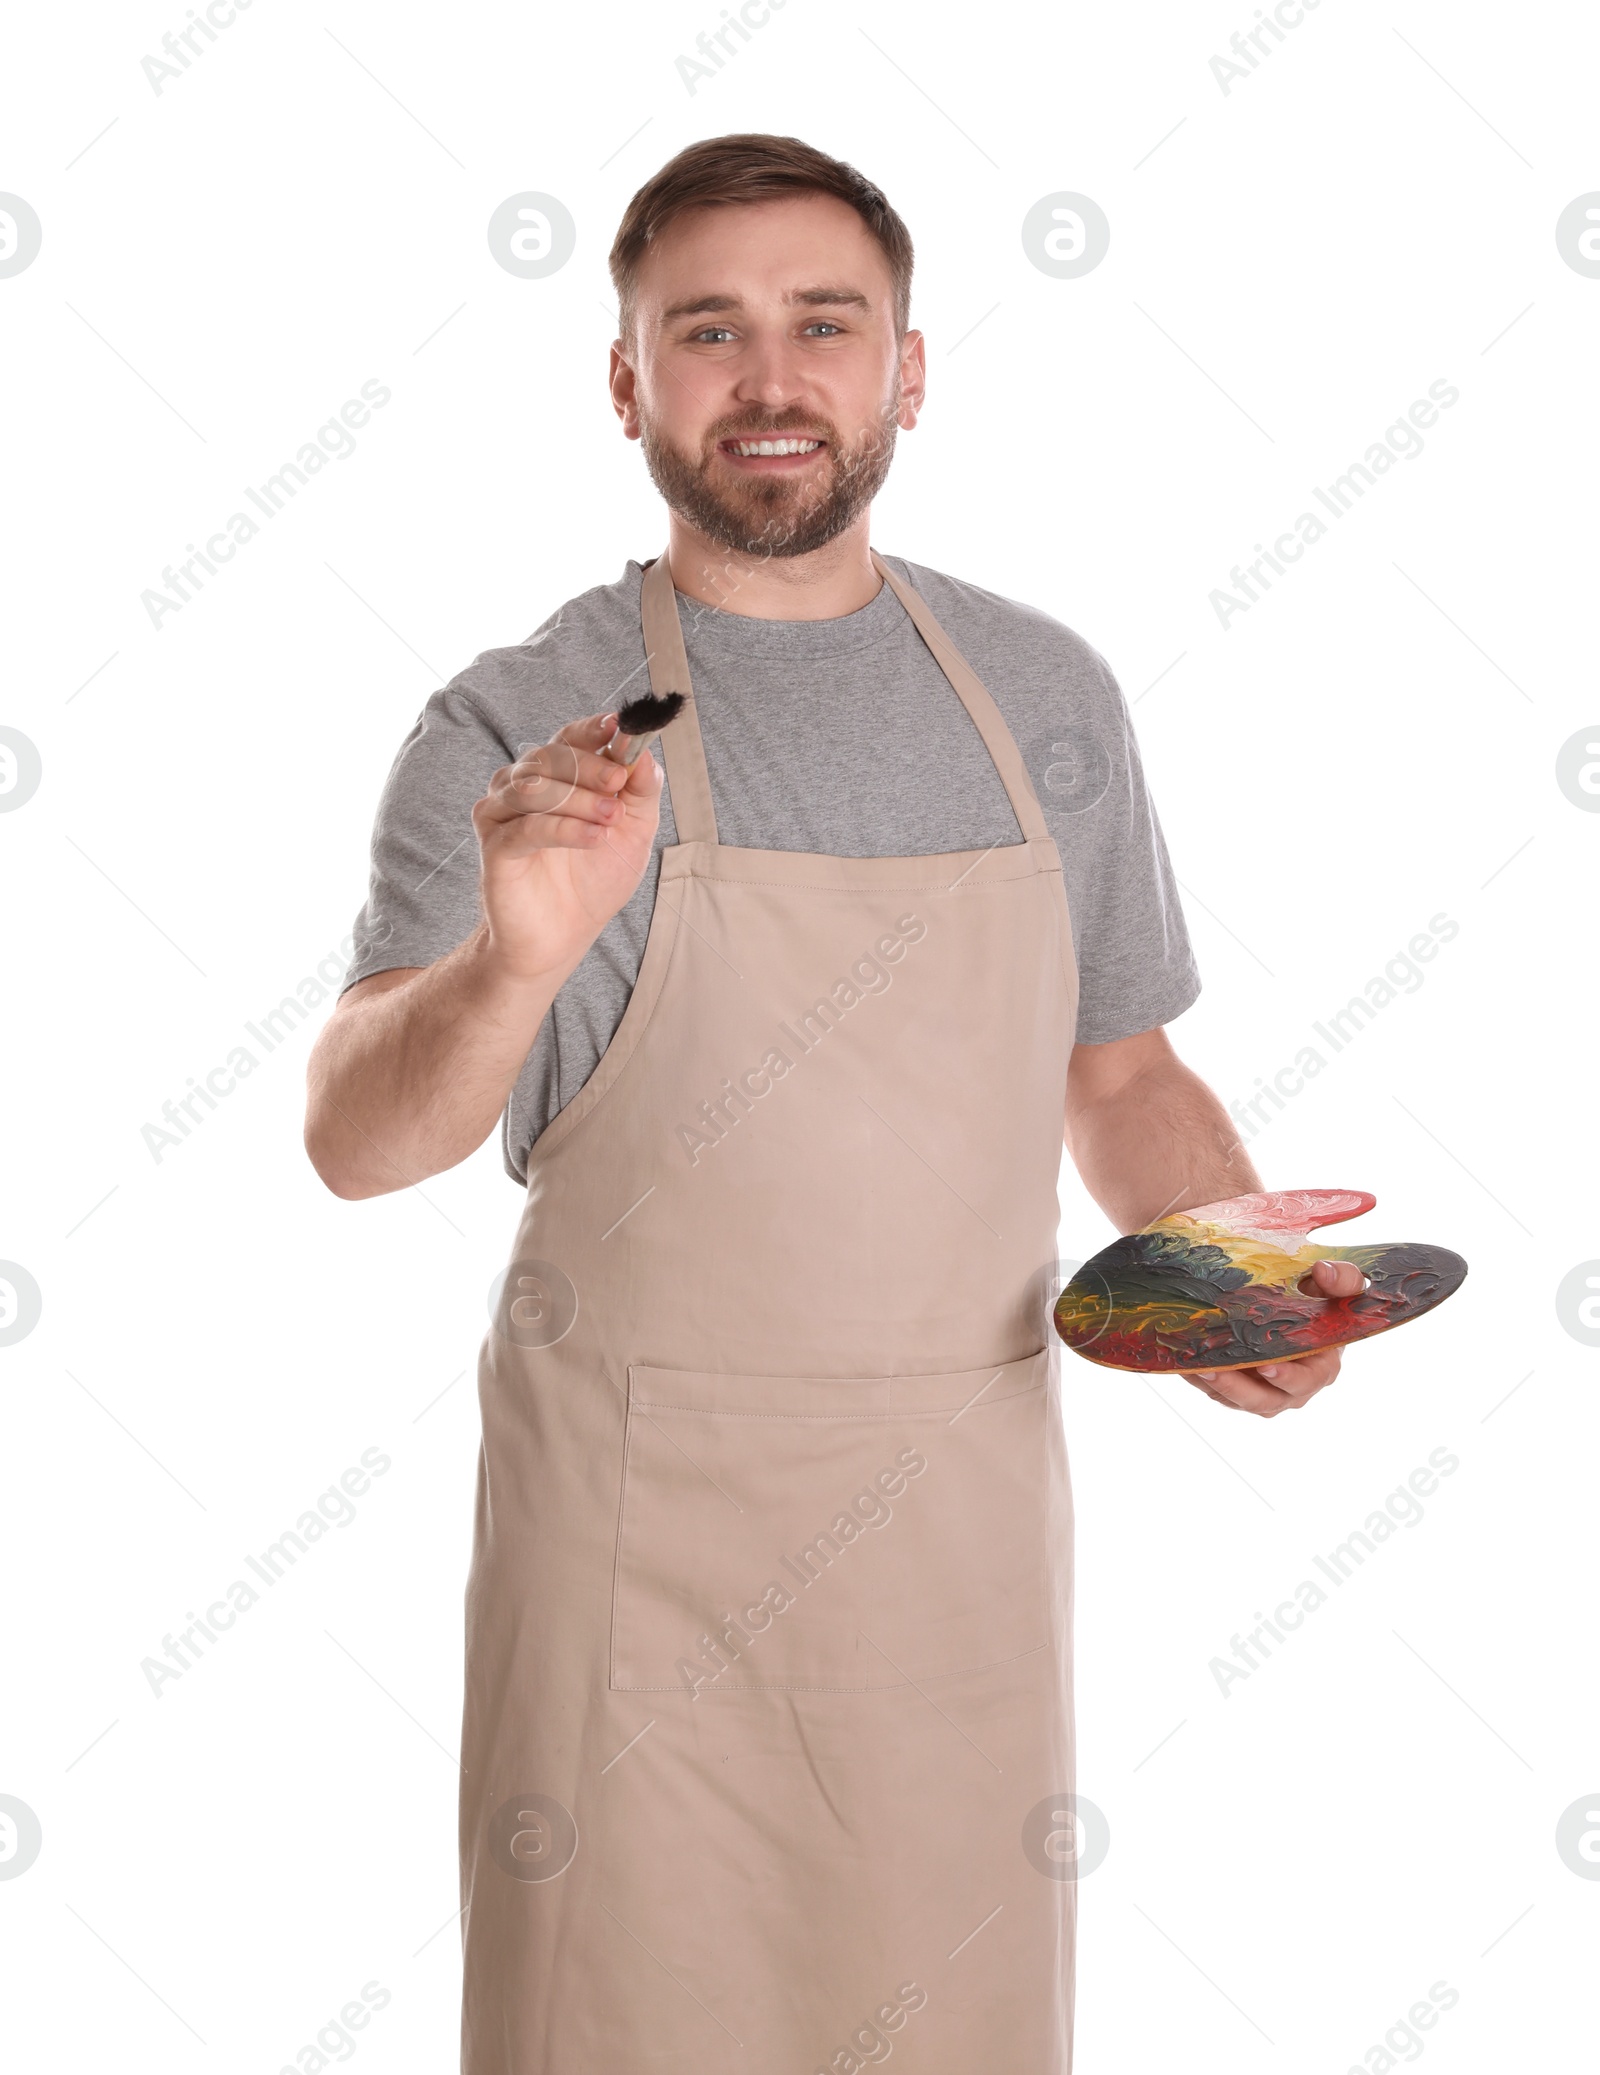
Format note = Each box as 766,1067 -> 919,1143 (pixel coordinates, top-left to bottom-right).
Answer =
640,553 -> 719,844
869,552 -> 1052,843
639,548 -> 1053,848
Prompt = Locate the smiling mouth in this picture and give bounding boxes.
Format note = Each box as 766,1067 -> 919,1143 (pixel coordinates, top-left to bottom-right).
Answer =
718,436 -> 826,461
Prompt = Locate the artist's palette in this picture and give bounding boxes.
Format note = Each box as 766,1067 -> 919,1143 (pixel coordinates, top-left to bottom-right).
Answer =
1053,1188 -> 1467,1373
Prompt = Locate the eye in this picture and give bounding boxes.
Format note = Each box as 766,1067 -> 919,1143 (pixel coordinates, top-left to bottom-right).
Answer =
690,325 -> 736,344
804,320 -> 845,336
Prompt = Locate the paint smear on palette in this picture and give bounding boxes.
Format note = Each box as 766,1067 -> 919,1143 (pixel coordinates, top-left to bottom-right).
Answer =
1054,1189 -> 1467,1373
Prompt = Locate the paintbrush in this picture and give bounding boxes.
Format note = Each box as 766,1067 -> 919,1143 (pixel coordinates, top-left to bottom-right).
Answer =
603,692 -> 687,767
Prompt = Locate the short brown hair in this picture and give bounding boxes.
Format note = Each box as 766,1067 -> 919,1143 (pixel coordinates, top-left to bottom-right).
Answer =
609,133 -> 914,347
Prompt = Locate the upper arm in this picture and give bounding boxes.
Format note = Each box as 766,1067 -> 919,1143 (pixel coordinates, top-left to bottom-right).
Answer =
1065,1023 -> 1174,1116
1044,642 -> 1201,1048
332,967 -> 426,1016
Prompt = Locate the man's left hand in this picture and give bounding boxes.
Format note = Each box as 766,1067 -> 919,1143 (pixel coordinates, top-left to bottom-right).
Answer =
1180,1259 -> 1366,1416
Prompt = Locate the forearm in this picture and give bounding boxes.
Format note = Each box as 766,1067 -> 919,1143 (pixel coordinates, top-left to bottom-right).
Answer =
1065,1039 -> 1261,1234
304,926 -> 570,1198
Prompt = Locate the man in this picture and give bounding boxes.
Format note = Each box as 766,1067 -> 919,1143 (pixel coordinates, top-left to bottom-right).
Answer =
305,133 -> 1359,2075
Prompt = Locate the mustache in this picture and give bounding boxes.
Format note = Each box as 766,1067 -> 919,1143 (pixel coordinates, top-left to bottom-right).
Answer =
705,410 -> 838,445
701,412 -> 901,475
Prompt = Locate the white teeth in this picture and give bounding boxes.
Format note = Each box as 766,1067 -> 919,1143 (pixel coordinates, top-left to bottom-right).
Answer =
729,437 -> 821,456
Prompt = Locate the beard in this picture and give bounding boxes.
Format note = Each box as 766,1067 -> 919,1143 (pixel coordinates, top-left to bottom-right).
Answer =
638,391 -> 900,560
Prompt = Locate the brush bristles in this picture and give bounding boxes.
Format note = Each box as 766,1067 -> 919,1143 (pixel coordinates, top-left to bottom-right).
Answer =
615,691 -> 686,738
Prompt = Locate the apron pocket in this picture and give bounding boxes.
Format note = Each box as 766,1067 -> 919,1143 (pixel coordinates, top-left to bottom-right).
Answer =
610,1349 -> 1052,1695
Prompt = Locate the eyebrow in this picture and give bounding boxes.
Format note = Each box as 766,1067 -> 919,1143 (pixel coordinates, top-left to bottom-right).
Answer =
659,285 -> 873,322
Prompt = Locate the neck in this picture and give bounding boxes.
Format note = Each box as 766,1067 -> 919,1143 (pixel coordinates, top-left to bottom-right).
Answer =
663,511 -> 881,622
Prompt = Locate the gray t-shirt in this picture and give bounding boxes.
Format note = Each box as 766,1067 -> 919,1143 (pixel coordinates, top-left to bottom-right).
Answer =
345,556 -> 1201,1183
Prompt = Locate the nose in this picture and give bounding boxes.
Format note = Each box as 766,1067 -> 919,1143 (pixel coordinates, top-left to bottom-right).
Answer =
728,328 -> 811,416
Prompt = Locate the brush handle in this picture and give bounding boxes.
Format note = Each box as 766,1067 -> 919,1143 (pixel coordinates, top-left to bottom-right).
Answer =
605,731 -> 649,768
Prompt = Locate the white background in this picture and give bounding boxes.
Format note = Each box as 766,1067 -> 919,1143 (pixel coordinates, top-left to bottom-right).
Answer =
2,0 -> 1597,2068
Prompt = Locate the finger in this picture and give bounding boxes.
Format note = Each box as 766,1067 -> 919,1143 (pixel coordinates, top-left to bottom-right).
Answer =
512,738 -> 629,802
477,807 -> 613,857
1253,1344 -> 1336,1411
617,742 -> 666,799
1183,1367 -> 1280,1413
1257,1348 -> 1342,1396
524,750 -> 663,810
1298,1259 -> 1369,1298
550,710 -> 623,752
479,735 -> 626,824
478,767 -> 622,830
1184,1374 -> 1247,1410
1184,1364 -> 1303,1416
552,701 -> 664,788
526,728 -> 663,804
477,755 -> 581,824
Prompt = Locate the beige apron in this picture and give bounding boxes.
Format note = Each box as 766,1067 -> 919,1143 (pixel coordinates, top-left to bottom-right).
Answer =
461,551 -> 1081,2072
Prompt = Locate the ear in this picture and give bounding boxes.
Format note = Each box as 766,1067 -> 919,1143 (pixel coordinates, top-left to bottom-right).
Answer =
609,340 -> 641,440
896,328 -> 927,430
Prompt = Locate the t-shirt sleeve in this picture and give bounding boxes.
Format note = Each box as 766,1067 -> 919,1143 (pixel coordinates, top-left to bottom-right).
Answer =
343,671 -> 518,992
1053,643 -> 1201,1045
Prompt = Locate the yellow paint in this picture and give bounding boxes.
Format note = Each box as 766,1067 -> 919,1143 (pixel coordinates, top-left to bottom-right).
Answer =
1158,1216 -> 1327,1288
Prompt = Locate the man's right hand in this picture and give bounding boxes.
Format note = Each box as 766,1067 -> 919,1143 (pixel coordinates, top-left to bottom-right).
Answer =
472,710 -> 664,984
305,708 -> 666,1199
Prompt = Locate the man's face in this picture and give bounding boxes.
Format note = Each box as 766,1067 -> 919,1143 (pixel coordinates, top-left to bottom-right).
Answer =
611,192 -> 924,560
